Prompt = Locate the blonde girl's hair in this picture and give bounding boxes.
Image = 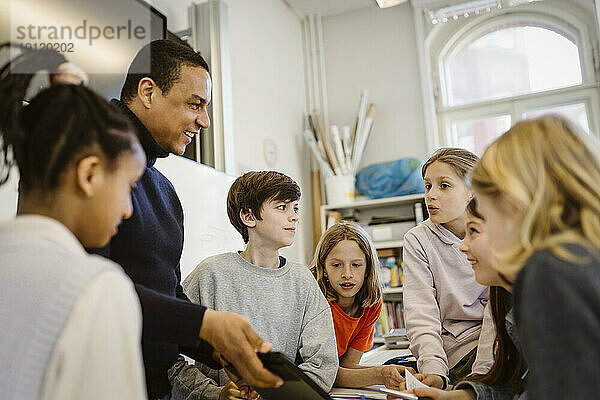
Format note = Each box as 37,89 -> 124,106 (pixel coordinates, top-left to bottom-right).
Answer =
422,147 -> 480,181
310,222 -> 382,307
471,115 -> 600,277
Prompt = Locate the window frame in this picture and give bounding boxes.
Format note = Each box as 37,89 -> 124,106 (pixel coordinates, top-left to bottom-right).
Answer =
419,1 -> 600,151
439,12 -> 592,107
440,84 -> 600,145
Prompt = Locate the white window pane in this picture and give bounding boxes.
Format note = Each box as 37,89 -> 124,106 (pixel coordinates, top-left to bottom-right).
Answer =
508,0 -> 543,5
451,115 -> 512,155
524,103 -> 589,133
446,24 -> 582,106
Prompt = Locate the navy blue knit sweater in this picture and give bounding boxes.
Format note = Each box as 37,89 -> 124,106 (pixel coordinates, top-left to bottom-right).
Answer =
91,100 -> 211,399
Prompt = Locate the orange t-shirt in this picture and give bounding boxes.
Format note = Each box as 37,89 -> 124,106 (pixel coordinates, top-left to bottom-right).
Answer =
329,299 -> 383,358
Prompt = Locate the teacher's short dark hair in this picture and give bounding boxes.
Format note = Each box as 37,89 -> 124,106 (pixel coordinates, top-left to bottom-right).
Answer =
120,39 -> 209,104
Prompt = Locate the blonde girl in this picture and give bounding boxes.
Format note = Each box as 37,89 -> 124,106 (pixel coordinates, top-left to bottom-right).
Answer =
408,198 -> 525,400
403,148 -> 491,388
311,222 -> 410,389
467,115 -> 600,399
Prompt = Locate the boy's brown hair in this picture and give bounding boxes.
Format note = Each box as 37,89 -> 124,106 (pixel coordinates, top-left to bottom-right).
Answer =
227,171 -> 301,243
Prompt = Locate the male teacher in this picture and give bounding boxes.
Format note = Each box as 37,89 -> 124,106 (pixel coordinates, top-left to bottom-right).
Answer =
92,39 -> 281,400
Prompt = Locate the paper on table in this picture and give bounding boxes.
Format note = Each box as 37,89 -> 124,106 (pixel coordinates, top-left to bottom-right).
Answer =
405,369 -> 428,390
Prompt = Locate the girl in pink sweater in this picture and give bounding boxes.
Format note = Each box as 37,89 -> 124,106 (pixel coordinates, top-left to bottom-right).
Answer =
403,148 -> 492,388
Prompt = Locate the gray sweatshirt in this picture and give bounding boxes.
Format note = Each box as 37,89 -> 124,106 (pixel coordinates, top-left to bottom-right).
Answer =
178,252 -> 338,396
403,219 -> 490,377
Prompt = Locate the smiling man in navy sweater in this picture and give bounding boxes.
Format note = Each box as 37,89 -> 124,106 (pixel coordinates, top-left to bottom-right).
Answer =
91,40 -> 282,400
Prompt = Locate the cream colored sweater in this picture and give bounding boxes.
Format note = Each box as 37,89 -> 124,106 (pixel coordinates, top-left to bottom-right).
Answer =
402,219 -> 491,378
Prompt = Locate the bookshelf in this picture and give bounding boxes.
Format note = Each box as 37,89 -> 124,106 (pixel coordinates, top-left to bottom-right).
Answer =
320,193 -> 425,249
373,337 -> 385,344
320,193 -> 425,232
374,239 -> 404,250
322,193 -> 424,211
382,287 -> 403,295
320,193 -> 427,343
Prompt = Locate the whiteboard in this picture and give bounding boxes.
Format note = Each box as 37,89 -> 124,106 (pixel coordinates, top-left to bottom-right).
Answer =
0,168 -> 18,224
155,155 -> 245,280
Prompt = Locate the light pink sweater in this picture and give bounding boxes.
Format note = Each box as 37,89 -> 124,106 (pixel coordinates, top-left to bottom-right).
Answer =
402,219 -> 490,378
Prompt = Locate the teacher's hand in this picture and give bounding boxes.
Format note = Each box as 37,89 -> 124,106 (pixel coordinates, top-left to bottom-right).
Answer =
379,365 -> 409,390
199,309 -> 283,388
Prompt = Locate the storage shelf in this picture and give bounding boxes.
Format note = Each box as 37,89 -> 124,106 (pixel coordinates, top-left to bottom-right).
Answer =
323,193 -> 424,211
320,194 -> 425,233
382,287 -> 403,295
373,336 -> 385,344
374,240 -> 404,249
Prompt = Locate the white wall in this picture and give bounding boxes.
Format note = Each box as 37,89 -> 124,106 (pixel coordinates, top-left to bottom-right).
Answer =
0,0 -> 429,263
227,0 -> 311,263
322,4 -> 428,169
0,0 -> 312,262
150,0 -> 312,262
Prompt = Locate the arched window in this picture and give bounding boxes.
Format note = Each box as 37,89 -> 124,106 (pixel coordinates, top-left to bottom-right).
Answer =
425,2 -> 599,155
444,23 -> 582,106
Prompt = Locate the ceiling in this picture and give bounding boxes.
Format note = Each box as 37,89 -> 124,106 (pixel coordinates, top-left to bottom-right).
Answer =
285,0 -> 375,17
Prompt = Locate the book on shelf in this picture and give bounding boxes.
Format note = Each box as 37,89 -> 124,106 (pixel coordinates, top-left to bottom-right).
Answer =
326,211 -> 343,229
378,256 -> 403,288
390,301 -> 398,328
325,210 -> 360,230
375,304 -> 390,337
382,328 -> 410,349
378,248 -> 396,258
369,216 -> 415,225
374,300 -> 405,338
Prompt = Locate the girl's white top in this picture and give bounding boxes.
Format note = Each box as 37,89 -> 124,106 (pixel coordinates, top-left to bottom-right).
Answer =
0,215 -> 146,400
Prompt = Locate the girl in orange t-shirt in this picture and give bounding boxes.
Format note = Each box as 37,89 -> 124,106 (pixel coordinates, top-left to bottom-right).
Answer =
311,222 -> 411,389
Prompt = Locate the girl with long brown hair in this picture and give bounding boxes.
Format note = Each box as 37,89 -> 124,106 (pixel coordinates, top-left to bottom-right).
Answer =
311,222 -> 410,389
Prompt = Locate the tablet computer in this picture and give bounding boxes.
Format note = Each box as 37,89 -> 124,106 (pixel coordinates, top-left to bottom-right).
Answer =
227,352 -> 332,400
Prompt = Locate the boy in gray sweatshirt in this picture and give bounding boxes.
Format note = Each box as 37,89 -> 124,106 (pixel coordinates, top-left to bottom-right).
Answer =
169,171 -> 338,400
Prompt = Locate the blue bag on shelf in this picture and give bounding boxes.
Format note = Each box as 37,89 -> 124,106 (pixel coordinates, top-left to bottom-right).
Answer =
356,158 -> 425,199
